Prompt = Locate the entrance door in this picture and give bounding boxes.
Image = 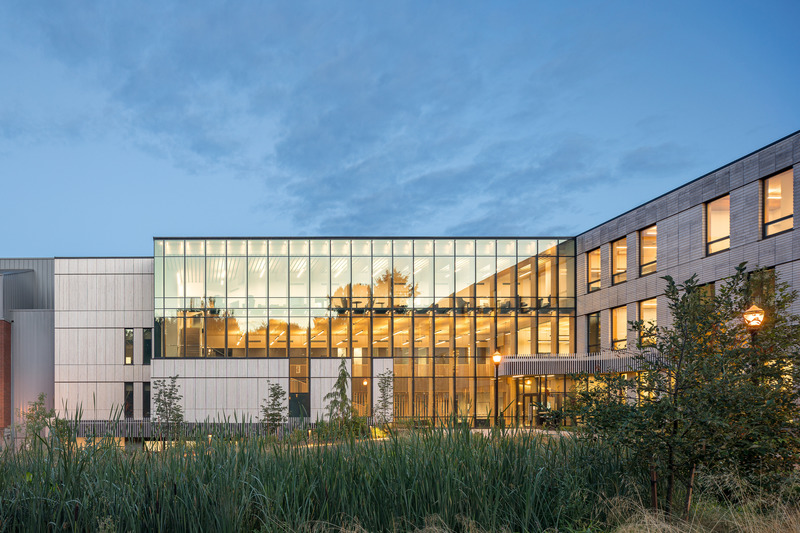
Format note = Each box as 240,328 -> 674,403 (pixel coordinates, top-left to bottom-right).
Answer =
522,393 -> 538,427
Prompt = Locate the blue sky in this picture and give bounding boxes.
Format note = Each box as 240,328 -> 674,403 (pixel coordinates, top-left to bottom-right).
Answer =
1,1 -> 798,257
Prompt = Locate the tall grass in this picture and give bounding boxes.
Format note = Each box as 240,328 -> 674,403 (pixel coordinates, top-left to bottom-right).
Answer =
0,422 -> 641,532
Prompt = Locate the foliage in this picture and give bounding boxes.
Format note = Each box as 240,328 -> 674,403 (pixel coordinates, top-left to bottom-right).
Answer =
260,380 -> 287,434
153,375 -> 184,439
374,369 -> 394,428
323,359 -> 353,426
571,264 -> 800,515
19,393 -> 55,448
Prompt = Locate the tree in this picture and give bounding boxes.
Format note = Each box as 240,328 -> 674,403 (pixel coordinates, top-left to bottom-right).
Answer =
153,375 -> 184,440
260,380 -> 287,435
374,369 -> 394,427
572,264 -> 800,516
324,359 -> 353,427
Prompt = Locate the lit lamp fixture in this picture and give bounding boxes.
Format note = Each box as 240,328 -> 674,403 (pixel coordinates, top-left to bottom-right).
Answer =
743,305 -> 765,329
362,379 -> 368,387
493,351 -> 502,427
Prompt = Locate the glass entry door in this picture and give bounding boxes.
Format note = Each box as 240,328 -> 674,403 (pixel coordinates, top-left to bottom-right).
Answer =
522,393 -> 538,427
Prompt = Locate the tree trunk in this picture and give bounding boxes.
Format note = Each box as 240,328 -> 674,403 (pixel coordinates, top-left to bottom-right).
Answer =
665,444 -> 675,515
683,462 -> 697,518
650,463 -> 659,511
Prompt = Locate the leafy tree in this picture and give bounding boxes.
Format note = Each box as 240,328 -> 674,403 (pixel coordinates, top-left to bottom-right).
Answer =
153,375 -> 184,440
374,369 -> 394,427
260,380 -> 287,434
572,264 -> 800,516
19,393 -> 55,448
324,359 -> 353,427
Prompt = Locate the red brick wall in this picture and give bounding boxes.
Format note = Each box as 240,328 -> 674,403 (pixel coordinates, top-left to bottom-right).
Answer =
0,320 -> 10,429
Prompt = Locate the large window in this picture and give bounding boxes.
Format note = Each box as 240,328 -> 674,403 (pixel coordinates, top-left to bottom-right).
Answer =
124,328 -> 134,365
764,169 -> 793,237
143,328 -> 152,365
639,226 -> 657,276
587,312 -> 600,353
706,195 -> 730,254
611,306 -> 627,350
611,238 -> 627,284
124,382 -> 134,418
639,298 -> 657,346
587,249 -> 601,292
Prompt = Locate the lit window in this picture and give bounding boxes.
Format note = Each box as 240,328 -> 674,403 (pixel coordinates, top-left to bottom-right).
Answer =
611,306 -> 627,350
639,298 -> 657,346
587,312 -> 600,353
612,238 -> 627,284
764,169 -> 793,237
587,249 -> 601,292
124,328 -> 134,365
640,225 -> 657,276
706,195 -> 730,254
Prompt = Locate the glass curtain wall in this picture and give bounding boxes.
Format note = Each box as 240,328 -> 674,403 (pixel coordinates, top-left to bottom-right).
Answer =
154,238 -> 576,422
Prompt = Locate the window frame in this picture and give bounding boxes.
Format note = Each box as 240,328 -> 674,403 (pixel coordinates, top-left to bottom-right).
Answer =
124,328 -> 134,365
143,328 -> 152,366
611,305 -> 627,351
143,382 -> 151,419
124,382 -> 134,419
586,248 -> 601,292
611,238 -> 627,285
763,169 -> 794,238
587,311 -> 600,353
706,194 -> 731,255
639,225 -> 657,277
638,298 -> 657,346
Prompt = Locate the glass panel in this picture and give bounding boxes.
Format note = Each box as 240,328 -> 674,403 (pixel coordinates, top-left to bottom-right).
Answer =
393,316 -> 411,360
227,257 -> 247,309
559,257 -> 574,299
415,315 -> 432,372
414,239 -> 433,256
164,257 -> 184,298
497,315 -> 515,356
372,315 -> 390,358
612,306 -> 627,350
393,257 -> 413,309
206,240 -> 226,256
497,240 -> 516,256
435,239 -> 454,256
154,240 -> 164,257
537,313 -> 555,353
290,240 -> 309,256
309,316 -> 329,357
248,239 -> 268,256
352,317 -> 369,372
227,240 -> 247,256
707,195 -> 730,251
330,239 -> 350,255
455,314 -> 473,368
352,240 -> 371,256
206,257 -> 226,302
124,328 -> 133,364
476,240 -> 495,256
517,315 -> 534,354
587,249 -> 601,291
331,256 -> 351,309
435,256 -> 455,309
247,315 -> 268,358
455,377 -> 474,418
394,240 -> 413,256
143,328 -> 152,365
163,315 -> 181,357
372,256 -> 392,309
310,240 -> 330,256
289,257 -> 309,307
353,377 -> 370,417
558,239 -> 575,256
476,257 -> 495,309
475,316 -> 494,376
185,258 -> 205,304
270,239 -> 289,256
185,240 -> 204,256
587,312 -> 601,353
331,316 -> 350,357
414,377 -> 433,418
164,240 -> 184,256
558,315 -> 574,353
764,170 -> 794,234
248,257 -> 268,301
184,314 -> 204,357
640,225 -> 657,274
538,240 -> 558,255
309,257 -> 330,297
455,256 -> 475,303
154,256 -> 164,299
455,239 -> 475,255
537,257 -> 555,308
414,257 -> 433,309
612,238 -> 627,283
269,319 -> 288,357
269,257 -> 288,298
708,238 -> 731,255
206,315 -> 226,357
227,316 -> 247,358
373,239 -> 392,255
496,257 -> 515,312
352,258 -> 371,309
518,240 -> 536,257
289,316 -> 308,358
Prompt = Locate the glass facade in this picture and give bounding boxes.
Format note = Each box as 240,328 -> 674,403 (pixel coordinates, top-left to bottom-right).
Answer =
154,238 -> 575,420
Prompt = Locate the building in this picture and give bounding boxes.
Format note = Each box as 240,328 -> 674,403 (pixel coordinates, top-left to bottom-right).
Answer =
1,130 -> 799,436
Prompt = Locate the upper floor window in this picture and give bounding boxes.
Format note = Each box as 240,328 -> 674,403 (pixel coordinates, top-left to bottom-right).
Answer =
640,225 -> 657,276
639,298 -> 657,346
612,238 -> 627,284
124,328 -> 134,365
143,328 -> 152,366
706,195 -> 730,254
587,312 -> 600,353
764,169 -> 793,237
587,249 -> 601,292
611,306 -> 627,350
